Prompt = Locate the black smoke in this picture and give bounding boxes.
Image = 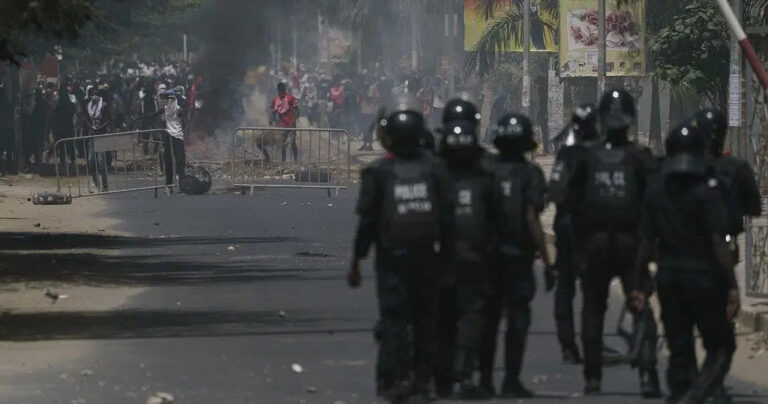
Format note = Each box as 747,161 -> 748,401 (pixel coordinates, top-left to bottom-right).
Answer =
193,0 -> 281,134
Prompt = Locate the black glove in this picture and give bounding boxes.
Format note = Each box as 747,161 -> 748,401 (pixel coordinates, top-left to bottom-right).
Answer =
545,265 -> 558,292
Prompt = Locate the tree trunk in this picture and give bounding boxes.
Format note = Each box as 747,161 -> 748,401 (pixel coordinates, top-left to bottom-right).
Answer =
480,79 -> 493,140
649,75 -> 662,152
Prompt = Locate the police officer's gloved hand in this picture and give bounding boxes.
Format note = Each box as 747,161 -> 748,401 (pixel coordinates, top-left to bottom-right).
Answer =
544,265 -> 558,292
726,289 -> 740,321
347,259 -> 362,288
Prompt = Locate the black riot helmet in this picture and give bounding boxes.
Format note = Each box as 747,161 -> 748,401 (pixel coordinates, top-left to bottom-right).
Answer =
664,120 -> 707,175
442,92 -> 481,129
598,89 -> 636,141
440,120 -> 482,164
493,112 -> 537,154
572,103 -> 599,141
693,108 -> 728,157
378,94 -> 425,154
555,103 -> 599,147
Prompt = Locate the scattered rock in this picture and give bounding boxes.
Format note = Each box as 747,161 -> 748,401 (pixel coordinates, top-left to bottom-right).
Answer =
228,246 -> 235,251
281,201 -> 288,206
44,289 -> 69,303
305,386 -> 317,394
80,369 -> 94,377
34,223 -> 40,228
278,310 -> 286,318
146,392 -> 174,404
291,363 -> 304,374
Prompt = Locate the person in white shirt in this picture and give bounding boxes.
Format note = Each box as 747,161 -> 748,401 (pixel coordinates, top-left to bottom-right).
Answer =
149,89 -> 185,186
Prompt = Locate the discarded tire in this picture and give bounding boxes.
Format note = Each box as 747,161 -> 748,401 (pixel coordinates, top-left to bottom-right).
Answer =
179,165 -> 212,195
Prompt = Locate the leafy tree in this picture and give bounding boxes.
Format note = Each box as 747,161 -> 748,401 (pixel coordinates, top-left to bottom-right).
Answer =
648,0 -> 730,107
0,0 -> 97,65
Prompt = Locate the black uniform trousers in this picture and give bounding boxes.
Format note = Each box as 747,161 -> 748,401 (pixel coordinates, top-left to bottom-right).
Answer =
553,210 -> 578,350
579,232 -> 658,381
435,258 -> 490,388
374,247 -> 438,394
479,253 -> 535,387
657,269 -> 736,399
162,133 -> 185,186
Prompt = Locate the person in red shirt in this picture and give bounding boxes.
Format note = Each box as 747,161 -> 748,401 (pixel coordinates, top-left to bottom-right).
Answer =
270,82 -> 299,162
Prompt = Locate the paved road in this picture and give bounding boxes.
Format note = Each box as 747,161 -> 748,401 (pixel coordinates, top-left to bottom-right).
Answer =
0,187 -> 766,403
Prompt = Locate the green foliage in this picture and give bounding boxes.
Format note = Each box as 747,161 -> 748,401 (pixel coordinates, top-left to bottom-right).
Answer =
0,0 -> 97,65
466,0 -> 558,77
648,0 -> 729,105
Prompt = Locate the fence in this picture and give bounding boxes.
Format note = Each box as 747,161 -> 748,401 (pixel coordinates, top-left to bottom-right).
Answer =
229,127 -> 351,195
747,220 -> 768,298
53,129 -> 169,198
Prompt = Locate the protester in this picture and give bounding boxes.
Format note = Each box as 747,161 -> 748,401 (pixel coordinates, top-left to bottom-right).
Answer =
270,82 -> 299,162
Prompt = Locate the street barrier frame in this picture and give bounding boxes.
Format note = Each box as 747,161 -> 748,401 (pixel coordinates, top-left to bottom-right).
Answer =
230,127 -> 351,195
53,129 -> 170,198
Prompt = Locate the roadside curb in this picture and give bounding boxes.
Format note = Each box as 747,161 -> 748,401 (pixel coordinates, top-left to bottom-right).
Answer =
737,307 -> 768,332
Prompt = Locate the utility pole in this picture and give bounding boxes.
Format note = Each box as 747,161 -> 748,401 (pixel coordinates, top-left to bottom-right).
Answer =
597,0 -> 606,95
726,0 -> 743,157
522,0 -> 531,116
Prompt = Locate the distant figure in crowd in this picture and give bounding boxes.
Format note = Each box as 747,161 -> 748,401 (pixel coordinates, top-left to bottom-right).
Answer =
52,84 -> 77,165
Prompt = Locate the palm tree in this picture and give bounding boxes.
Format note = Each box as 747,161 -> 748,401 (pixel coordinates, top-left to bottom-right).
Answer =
465,0 -> 558,76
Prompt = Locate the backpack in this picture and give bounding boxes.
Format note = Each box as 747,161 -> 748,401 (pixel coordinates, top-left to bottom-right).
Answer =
581,144 -> 642,233
492,161 -> 528,254
379,159 -> 440,247
452,174 -> 492,252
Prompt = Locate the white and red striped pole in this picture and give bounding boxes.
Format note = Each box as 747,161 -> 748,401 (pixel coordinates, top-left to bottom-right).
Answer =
714,0 -> 768,90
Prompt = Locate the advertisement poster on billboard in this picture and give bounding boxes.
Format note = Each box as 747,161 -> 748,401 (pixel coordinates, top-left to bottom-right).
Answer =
465,0 -> 557,52
559,0 -> 646,77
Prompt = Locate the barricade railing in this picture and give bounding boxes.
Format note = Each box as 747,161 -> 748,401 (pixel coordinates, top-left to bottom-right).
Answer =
230,127 -> 351,194
53,129 -> 169,198
747,217 -> 768,298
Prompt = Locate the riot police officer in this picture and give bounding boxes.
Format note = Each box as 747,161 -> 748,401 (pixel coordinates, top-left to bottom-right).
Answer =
633,121 -> 739,403
477,113 -> 552,398
552,89 -> 661,397
690,109 -> 761,402
548,104 -> 599,364
348,94 -> 453,402
695,108 -> 761,258
434,112 -> 499,399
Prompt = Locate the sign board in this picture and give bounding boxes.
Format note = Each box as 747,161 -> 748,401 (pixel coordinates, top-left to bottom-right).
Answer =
559,0 -> 646,77
93,134 -> 137,153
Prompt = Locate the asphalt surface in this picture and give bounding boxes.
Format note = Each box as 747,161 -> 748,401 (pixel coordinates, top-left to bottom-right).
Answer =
0,186 -> 766,403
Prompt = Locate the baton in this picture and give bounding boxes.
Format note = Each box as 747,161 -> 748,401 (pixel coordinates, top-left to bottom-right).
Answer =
714,0 -> 768,90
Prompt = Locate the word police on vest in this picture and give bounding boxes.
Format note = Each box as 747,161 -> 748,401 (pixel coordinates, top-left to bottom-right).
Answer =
394,183 -> 433,215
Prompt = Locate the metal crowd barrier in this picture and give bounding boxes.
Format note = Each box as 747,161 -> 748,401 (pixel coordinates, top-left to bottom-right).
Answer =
230,127 -> 351,195
53,129 -> 169,198
747,218 -> 768,298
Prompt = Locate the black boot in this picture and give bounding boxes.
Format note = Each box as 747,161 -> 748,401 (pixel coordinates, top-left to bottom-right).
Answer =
584,378 -> 601,395
640,369 -> 663,398
456,379 -> 491,400
500,379 -> 534,398
562,344 -> 583,364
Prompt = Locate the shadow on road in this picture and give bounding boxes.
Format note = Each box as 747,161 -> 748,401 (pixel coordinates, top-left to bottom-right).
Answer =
0,232 -> 343,285
0,232 -> 299,251
0,309 -> 368,341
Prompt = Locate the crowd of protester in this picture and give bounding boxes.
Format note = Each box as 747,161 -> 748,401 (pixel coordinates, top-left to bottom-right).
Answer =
264,62 -> 451,151
0,59 -> 201,178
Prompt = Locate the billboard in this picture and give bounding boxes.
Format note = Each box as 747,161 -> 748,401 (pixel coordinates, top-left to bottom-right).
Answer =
559,0 -> 646,77
464,0 -> 557,52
